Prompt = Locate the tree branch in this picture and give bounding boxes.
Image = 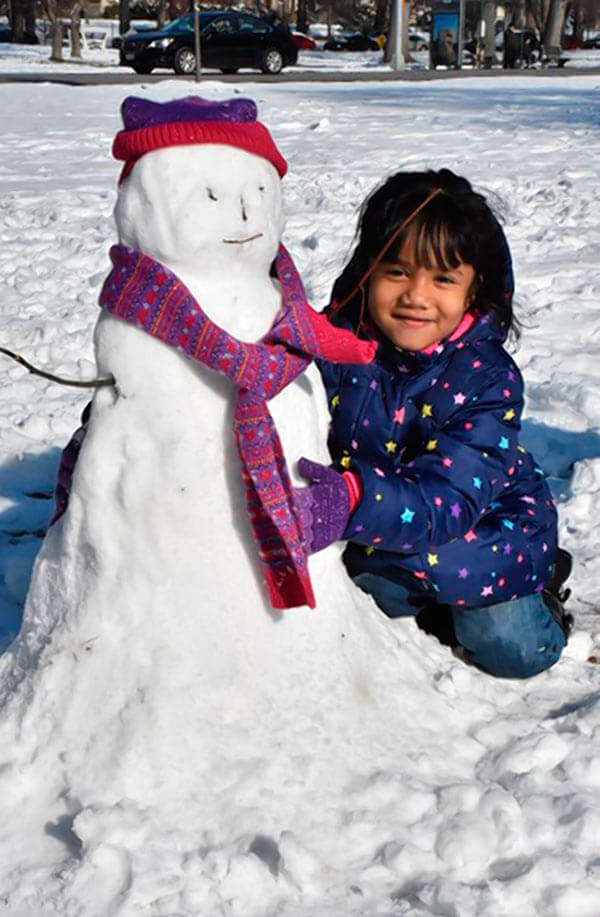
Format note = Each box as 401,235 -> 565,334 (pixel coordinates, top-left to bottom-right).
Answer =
0,346 -> 115,388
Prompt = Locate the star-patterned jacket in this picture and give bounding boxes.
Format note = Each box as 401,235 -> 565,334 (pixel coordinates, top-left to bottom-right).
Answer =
318,313 -> 558,609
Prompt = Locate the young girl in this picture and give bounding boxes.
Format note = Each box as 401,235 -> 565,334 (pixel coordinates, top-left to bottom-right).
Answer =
295,168 -> 573,679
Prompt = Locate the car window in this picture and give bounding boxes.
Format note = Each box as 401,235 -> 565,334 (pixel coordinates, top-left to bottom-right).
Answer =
210,17 -> 236,34
164,15 -> 194,34
238,15 -> 270,34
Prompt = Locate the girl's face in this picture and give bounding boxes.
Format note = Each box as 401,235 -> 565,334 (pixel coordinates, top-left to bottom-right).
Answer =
367,241 -> 476,352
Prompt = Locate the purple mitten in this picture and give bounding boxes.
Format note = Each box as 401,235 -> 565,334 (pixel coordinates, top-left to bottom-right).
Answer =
293,457 -> 351,555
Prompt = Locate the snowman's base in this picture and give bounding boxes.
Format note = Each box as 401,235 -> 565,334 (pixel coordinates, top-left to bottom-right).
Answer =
0,587 -> 466,917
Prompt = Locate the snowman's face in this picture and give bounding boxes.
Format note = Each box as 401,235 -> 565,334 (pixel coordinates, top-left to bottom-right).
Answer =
114,144 -> 284,274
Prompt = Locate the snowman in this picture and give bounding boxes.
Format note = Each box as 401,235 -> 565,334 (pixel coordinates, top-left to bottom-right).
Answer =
0,95 -> 399,857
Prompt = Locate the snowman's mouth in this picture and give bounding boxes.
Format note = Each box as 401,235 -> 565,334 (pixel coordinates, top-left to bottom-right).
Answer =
223,233 -> 263,245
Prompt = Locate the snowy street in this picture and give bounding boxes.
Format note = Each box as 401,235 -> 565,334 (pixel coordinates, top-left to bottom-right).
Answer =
0,76 -> 599,915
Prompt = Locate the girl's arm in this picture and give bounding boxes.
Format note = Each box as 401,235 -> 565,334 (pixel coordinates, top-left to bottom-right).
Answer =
344,371 -> 525,554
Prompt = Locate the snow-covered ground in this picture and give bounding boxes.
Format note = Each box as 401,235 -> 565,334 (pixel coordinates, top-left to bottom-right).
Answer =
0,76 -> 599,915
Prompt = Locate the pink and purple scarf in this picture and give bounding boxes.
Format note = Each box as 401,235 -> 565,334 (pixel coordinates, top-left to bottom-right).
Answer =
99,244 -> 375,610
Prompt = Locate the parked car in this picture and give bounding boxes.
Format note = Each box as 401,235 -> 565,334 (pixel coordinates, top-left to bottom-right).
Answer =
582,30 -> 600,49
120,11 -> 298,75
290,30 -> 316,51
323,32 -> 381,52
308,22 -> 344,41
0,23 -> 12,42
408,29 -> 428,51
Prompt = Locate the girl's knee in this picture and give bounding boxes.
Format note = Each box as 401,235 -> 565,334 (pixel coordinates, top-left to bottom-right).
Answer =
460,636 -> 563,679
352,571 -> 418,618
452,596 -> 566,679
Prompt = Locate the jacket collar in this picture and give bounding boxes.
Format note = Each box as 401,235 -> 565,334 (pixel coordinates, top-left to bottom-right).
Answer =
332,311 -> 506,372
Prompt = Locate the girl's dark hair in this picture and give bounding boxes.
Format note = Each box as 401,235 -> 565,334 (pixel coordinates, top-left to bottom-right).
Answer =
331,169 -> 517,340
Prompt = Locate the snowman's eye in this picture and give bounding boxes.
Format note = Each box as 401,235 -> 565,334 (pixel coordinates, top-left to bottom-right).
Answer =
207,188 -> 218,201
258,186 -> 265,192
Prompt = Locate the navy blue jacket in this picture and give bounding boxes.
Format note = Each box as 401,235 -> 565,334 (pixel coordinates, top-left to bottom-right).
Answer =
318,314 -> 558,609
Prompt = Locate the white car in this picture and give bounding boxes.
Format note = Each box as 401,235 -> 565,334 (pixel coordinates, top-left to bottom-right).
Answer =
408,29 -> 429,51
308,22 -> 344,41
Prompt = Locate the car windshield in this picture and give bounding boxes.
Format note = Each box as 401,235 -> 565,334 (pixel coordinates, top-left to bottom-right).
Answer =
162,14 -> 215,35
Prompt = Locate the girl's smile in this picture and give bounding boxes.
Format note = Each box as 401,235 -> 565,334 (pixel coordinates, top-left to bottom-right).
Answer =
367,246 -> 476,351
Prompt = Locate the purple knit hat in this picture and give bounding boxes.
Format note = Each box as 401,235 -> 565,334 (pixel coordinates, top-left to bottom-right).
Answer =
113,96 -> 288,183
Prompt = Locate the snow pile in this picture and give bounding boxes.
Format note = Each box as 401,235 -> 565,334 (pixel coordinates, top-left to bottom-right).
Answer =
0,78 -> 599,916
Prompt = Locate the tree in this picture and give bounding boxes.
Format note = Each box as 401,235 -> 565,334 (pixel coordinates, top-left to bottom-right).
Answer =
119,0 -> 130,35
69,0 -> 82,57
526,0 -> 570,60
374,0 -> 390,35
296,0 -> 308,33
157,0 -> 167,29
542,0 -> 568,57
512,0 -> 527,27
41,0 -> 63,60
10,0 -> 36,42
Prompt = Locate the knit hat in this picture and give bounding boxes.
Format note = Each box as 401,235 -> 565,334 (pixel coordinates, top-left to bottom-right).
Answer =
113,96 -> 288,184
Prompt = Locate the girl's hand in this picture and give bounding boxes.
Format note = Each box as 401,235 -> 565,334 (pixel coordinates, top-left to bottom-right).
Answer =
293,458 -> 351,554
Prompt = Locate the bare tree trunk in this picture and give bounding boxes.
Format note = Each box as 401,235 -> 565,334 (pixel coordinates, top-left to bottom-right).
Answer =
21,0 -> 37,42
42,0 -> 63,61
383,0 -> 395,62
169,0 -> 187,17
326,1 -> 332,39
512,0 -> 527,26
11,0 -> 25,41
543,0 -> 568,58
296,0 -> 308,33
157,0 -> 168,29
527,0 -> 545,33
119,0 -> 130,35
572,0 -> 585,41
374,0 -> 389,34
581,0 -> 598,29
69,1 -> 82,58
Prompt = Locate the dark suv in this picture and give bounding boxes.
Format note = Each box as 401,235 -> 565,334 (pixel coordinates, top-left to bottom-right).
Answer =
120,11 -> 298,75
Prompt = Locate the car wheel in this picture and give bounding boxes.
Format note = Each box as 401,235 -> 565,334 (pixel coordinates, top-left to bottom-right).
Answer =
220,67 -> 239,74
261,47 -> 284,74
174,46 -> 197,75
132,62 -> 154,74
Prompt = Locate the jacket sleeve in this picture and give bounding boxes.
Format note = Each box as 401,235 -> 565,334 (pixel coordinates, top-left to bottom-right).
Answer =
344,368 -> 524,553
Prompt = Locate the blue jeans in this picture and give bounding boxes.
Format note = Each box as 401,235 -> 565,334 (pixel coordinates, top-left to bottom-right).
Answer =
352,571 -> 566,679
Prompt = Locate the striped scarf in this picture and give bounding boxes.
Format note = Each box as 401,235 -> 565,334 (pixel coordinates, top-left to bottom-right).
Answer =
99,244 -> 375,610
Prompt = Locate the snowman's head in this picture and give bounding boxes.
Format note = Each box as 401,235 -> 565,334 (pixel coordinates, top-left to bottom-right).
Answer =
112,96 -> 287,276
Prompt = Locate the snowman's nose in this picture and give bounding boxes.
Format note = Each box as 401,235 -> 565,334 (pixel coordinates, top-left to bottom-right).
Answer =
240,196 -> 248,223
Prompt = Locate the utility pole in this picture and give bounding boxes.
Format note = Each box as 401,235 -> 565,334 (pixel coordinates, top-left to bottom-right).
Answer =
390,0 -> 404,70
457,0 -> 465,67
193,0 -> 202,82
